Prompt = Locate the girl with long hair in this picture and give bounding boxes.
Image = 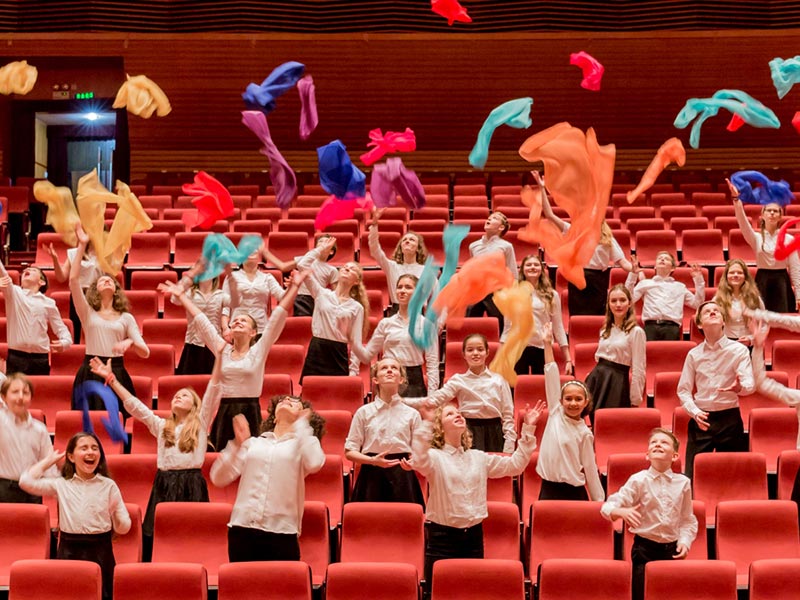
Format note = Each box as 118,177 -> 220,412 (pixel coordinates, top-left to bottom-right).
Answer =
89,354 -> 223,537
502,254 -> 572,375
585,284 -> 646,417
69,224 -> 149,413
713,258 -> 764,345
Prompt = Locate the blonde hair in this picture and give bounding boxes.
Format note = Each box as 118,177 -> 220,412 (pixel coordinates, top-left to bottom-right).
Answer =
598,221 -> 613,247
431,404 -> 473,450
518,254 -> 554,313
161,387 -> 203,453
344,262 -> 370,338
601,284 -> 637,338
714,259 -> 762,326
370,358 -> 408,396
392,231 -> 428,265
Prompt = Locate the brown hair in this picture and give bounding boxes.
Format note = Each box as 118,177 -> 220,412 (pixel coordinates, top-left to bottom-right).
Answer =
518,254 -> 555,312
392,231 -> 428,265
315,233 -> 338,261
462,333 -> 489,354
560,380 -> 593,417
431,404 -> 473,450
85,276 -> 130,313
598,221 -> 613,246
0,372 -> 33,396
601,284 -> 637,338
370,358 -> 408,396
161,387 -> 203,453
694,300 -> 719,327
714,259 -> 762,326
759,203 -> 784,250
492,212 -> 510,237
342,262 -> 370,338
260,395 -> 326,440
649,427 -> 679,451
62,432 -> 110,479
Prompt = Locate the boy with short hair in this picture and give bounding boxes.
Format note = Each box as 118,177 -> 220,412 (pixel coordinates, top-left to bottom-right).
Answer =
0,262 -> 72,375
626,251 -> 704,341
467,211 -> 517,333
601,428 -> 697,600
677,301 -> 753,479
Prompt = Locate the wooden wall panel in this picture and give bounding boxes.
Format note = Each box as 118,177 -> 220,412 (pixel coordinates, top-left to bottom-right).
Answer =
2,31 -> 800,179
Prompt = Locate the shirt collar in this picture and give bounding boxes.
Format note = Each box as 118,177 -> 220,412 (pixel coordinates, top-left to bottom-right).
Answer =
465,367 -> 490,378
647,466 -> 674,480
702,335 -> 729,351
443,443 -> 464,455
652,275 -> 674,282
374,394 -> 402,409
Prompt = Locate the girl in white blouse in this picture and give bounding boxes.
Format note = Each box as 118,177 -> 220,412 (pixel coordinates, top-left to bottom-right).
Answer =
0,373 -> 55,504
162,269 -> 305,451
729,177 -> 800,313
221,246 -> 286,337
502,254 -> 572,376
211,400 -> 325,562
407,333 -> 515,453
585,284 -> 646,420
350,274 -> 439,396
69,224 -> 149,414
411,398 -> 543,585
21,432 -> 130,600
171,259 -> 230,374
345,357 -> 424,505
714,258 -> 764,345
89,354 -> 222,536
300,238 -> 371,381
537,323 -> 604,502
367,208 -> 428,315
49,239 -> 103,343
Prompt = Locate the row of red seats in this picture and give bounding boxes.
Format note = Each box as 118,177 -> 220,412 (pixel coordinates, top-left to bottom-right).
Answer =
3,499 -> 798,596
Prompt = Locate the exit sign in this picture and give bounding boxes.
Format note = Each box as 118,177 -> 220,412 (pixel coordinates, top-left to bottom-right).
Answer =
75,92 -> 94,100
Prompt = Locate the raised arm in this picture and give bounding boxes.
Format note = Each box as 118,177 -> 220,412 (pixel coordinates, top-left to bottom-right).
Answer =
199,353 -> 224,427
367,209 -> 393,271
18,449 -> 64,497
48,244 -> 70,282
729,178 -> 758,248
89,357 -> 161,436
486,401 -> 544,475
68,225 -> 91,322
209,414 -> 250,486
685,264 -> 705,308
46,304 -> 73,352
262,245 -> 296,272
295,411 -> 326,475
161,280 -> 227,354
532,171 -> 568,232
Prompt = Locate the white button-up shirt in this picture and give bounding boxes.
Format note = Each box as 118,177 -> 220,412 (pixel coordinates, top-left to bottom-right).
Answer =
345,394 -> 421,455
536,362 -> 604,501
594,325 -> 647,406
412,420 -> 536,528
210,417 -> 325,535
677,335 -> 754,418
223,269 -> 286,332
4,285 -> 72,353
368,225 -> 427,304
406,368 -> 516,453
601,466 -> 697,548
469,235 -> 518,278
736,201 -> 800,291
19,472 -> 130,535
0,409 -> 56,480
626,272 -> 705,325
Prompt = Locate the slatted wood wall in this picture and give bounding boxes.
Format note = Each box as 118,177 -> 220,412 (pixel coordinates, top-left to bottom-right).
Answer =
3,30 -> 800,179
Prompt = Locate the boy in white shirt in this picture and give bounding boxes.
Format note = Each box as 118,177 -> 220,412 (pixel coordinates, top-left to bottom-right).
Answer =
625,251 -> 704,341
601,428 -> 697,600
466,211 -> 517,333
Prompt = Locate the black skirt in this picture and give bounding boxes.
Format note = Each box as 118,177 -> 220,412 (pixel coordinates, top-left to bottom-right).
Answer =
756,268 -> 797,313
513,346 -> 546,376
58,530 -> 115,600
143,468 -> 209,536
300,336 -> 349,383
176,343 -> 216,375
351,453 -> 425,507
400,365 -> 428,398
568,268 -> 610,316
586,357 -> 631,418
465,417 -> 504,452
72,355 -> 135,418
292,294 -> 315,317
209,396 -> 261,451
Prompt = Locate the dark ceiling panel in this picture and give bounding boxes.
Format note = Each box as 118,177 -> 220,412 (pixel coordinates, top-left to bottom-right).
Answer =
3,1 -> 800,33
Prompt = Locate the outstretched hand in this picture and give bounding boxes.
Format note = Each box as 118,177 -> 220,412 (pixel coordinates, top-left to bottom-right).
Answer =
232,414 -> 251,447
748,318 -> 769,348
89,356 -> 113,379
725,177 -> 739,200
75,222 -> 89,245
523,400 -> 547,427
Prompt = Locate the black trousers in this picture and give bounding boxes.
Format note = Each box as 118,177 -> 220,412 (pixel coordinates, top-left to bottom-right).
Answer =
465,417 -> 504,452
631,535 -> 678,600
643,320 -> 681,341
466,293 -> 504,335
6,348 -> 50,376
0,478 -> 42,503
292,294 -> 315,317
568,268 -> 610,316
513,346 -> 545,376
227,525 -> 300,562
685,407 -> 747,479
538,479 -> 589,501
425,522 -> 483,585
